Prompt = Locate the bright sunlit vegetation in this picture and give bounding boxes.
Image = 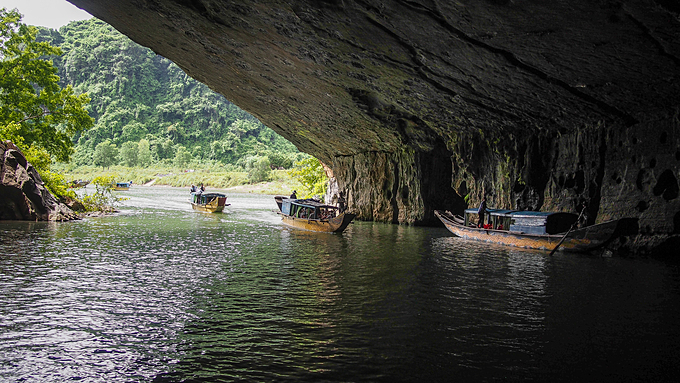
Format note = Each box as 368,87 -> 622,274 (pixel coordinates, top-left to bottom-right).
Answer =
0,8 -> 93,201
1,11 -> 328,210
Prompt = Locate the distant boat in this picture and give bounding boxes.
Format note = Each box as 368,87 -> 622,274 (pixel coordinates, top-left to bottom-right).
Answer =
434,209 -> 620,253
113,182 -> 131,191
191,192 -> 229,213
274,196 -> 355,233
69,180 -> 89,188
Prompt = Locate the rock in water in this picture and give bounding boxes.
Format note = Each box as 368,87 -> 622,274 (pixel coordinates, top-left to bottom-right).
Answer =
0,141 -> 78,221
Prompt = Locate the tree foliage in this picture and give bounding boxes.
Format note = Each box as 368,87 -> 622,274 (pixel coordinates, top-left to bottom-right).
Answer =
288,157 -> 328,199
137,139 -> 152,166
80,175 -> 122,212
119,141 -> 138,167
0,9 -> 93,202
0,8 -> 93,162
35,18 -> 299,169
245,155 -> 272,183
93,140 -> 117,169
173,145 -> 192,167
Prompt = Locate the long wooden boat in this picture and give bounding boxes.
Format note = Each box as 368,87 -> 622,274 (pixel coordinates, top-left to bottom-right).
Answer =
434,209 -> 619,253
191,192 -> 229,213
70,180 -> 90,188
274,196 -> 355,233
113,182 -> 131,191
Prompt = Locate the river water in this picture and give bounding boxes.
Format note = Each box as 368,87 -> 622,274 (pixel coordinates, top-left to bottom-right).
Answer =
1,186 -> 679,382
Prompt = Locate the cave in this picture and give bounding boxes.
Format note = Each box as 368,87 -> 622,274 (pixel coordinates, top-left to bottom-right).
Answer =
66,0 -> 679,235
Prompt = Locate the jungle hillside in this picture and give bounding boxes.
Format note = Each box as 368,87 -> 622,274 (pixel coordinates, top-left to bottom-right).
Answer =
39,18 -> 320,194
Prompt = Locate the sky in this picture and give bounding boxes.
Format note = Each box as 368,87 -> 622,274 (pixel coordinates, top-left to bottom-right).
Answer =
1,0 -> 92,29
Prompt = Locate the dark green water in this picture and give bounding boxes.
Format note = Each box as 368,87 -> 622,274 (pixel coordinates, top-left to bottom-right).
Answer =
1,187 -> 680,382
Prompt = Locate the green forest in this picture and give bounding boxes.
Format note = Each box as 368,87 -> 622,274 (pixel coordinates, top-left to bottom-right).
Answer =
38,18 -> 301,171
1,10 -> 328,206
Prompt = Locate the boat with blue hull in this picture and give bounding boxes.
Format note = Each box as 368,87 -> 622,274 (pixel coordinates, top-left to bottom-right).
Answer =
113,182 -> 131,191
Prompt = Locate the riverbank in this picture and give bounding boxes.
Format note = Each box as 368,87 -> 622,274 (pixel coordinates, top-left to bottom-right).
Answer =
56,164 -> 304,196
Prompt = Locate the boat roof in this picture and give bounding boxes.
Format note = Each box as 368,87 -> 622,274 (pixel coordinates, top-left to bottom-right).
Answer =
192,192 -> 226,197
464,208 -> 516,215
287,198 -> 337,209
510,211 -> 576,218
490,209 -> 516,216
464,208 -> 576,218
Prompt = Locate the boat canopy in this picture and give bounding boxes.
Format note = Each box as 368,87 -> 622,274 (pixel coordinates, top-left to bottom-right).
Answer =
191,192 -> 226,205
281,198 -> 338,219
509,211 -> 577,234
464,208 -> 516,228
464,208 -> 515,215
464,208 -> 578,234
192,192 -> 226,198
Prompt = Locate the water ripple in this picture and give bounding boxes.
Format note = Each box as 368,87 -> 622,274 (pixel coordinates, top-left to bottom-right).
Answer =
2,188 -> 680,382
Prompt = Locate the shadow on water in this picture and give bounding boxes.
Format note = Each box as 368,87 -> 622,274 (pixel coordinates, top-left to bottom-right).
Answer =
2,187 -> 680,382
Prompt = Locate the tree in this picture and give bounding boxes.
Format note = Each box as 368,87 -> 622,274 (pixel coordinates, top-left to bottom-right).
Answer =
289,156 -> 328,199
0,9 -> 93,163
93,140 -> 117,169
265,150 -> 293,169
121,121 -> 148,142
245,155 -> 272,183
119,141 -> 138,167
173,145 -> 192,167
137,139 -> 152,166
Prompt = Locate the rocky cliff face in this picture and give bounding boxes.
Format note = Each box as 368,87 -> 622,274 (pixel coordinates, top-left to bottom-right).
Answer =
0,141 -> 78,221
68,0 -> 680,253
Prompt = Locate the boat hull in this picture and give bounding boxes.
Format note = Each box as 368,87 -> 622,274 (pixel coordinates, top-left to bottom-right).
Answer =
191,195 -> 228,213
435,210 -> 618,252
191,202 -> 226,213
280,212 -> 355,233
70,181 -> 89,188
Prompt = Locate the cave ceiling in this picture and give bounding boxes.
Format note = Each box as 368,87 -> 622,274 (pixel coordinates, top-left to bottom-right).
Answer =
66,0 -> 680,161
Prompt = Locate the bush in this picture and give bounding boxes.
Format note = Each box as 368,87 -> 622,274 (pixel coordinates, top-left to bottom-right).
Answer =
40,170 -> 77,201
80,175 -> 124,212
244,155 -> 272,183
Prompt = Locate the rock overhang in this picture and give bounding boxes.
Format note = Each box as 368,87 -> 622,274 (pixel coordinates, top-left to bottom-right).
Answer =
64,1 -> 680,249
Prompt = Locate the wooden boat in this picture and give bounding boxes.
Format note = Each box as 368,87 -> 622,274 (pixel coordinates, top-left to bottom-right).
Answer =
434,209 -> 620,253
113,182 -> 131,191
274,196 -> 355,233
191,192 -> 229,213
70,180 -> 90,188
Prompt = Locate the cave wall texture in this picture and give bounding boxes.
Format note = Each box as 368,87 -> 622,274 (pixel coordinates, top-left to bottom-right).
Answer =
67,0 -> 680,249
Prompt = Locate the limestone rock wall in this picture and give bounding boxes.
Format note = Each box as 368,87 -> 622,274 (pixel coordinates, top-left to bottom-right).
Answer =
330,146 -> 462,225
0,141 -> 78,221
600,119 -> 680,234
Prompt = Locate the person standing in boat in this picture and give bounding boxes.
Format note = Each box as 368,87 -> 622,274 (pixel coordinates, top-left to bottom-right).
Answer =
195,184 -> 204,207
477,197 -> 487,228
190,184 -> 197,193
578,201 -> 589,228
337,191 -> 346,213
290,190 -> 297,199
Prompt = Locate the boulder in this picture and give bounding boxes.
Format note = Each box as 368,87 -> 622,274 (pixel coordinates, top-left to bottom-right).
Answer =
0,141 -> 78,221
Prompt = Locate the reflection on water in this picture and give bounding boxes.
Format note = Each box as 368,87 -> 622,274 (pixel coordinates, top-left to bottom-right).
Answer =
1,187 -> 680,382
